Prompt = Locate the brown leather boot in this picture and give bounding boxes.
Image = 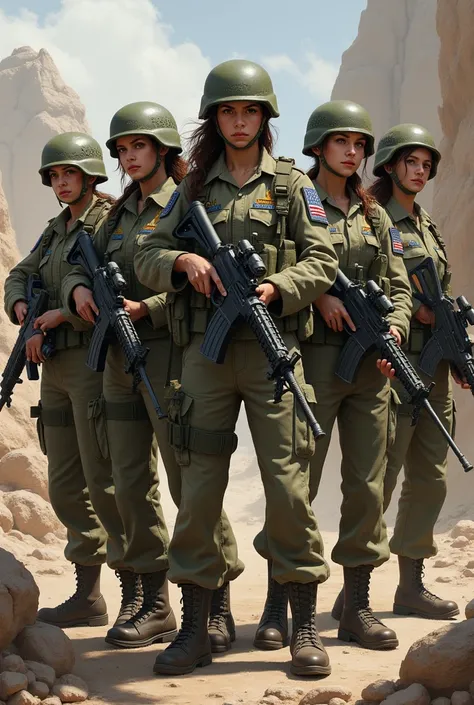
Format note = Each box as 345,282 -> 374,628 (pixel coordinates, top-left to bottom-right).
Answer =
338,566 -> 398,650
154,584 -> 213,675
37,564 -> 108,628
331,587 -> 344,621
113,571 -> 143,627
105,571 -> 177,648
288,582 -> 331,677
208,582 -> 236,653
393,556 -> 459,619
253,561 -> 289,650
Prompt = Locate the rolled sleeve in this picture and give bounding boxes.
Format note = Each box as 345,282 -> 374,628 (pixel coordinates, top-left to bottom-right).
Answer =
143,293 -> 168,329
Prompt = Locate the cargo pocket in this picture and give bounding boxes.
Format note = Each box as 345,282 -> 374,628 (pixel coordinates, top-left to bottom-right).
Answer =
388,387 -> 401,450
166,291 -> 191,347
87,394 -> 109,460
293,382 -> 317,459
31,403 -> 47,456
167,383 -> 194,467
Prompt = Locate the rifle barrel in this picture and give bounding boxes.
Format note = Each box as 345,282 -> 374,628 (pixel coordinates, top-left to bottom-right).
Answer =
422,399 -> 472,472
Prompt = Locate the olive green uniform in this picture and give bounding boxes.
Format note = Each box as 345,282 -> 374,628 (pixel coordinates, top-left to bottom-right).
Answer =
135,148 -> 338,589
4,196 -> 126,568
382,196 -> 453,558
64,178 -> 242,577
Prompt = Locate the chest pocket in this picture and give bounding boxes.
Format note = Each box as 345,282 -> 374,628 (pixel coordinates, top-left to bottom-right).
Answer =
207,208 -> 230,242
39,250 -> 52,270
328,228 -> 344,254
249,207 -> 281,276
363,231 -> 380,251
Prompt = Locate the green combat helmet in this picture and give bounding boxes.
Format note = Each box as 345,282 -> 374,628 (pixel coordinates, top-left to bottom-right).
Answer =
373,123 -> 441,179
199,59 -> 279,119
39,132 -> 108,186
106,101 -> 182,158
303,100 -> 375,157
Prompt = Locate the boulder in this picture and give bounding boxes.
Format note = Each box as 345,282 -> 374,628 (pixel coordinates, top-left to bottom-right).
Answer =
2,492 -> 61,540
381,685 -> 430,705
362,681 -> 398,702
23,662 -> 55,690
0,503 -> 13,533
51,674 -> 88,703
0,449 -> 48,501
299,687 -> 352,705
451,522 -> 474,541
0,548 -> 38,650
15,623 -> 74,677
0,672 -> 28,700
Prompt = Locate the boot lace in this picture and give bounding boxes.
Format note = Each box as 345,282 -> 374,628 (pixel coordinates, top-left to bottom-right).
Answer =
413,558 -> 441,602
260,579 -> 288,627
171,585 -> 200,652
116,571 -> 142,621
131,574 -> 166,626
208,584 -> 228,633
354,566 -> 384,628
290,584 -> 322,650
54,564 -> 85,609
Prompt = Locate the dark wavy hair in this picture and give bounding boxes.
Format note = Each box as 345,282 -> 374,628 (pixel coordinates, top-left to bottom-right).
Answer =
186,107 -> 275,200
307,140 -> 375,218
93,185 -> 115,204
368,147 -> 415,205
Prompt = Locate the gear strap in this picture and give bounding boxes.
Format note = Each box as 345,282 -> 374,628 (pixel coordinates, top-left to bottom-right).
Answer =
168,422 -> 237,456
273,156 -> 294,245
31,403 -> 75,427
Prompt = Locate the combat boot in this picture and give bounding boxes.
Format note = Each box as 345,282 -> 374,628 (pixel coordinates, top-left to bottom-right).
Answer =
288,581 -> 331,676
113,570 -> 143,627
105,571 -> 177,648
338,566 -> 398,650
393,556 -> 459,619
208,582 -> 236,653
37,563 -> 108,628
331,587 -> 344,621
154,584 -> 213,675
253,561 -> 289,650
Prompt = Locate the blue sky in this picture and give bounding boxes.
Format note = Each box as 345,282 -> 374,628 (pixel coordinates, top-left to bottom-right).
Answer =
0,0 -> 367,193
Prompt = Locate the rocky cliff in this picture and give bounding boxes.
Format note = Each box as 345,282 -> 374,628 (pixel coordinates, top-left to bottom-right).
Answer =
0,46 -> 89,254
331,0 -> 441,209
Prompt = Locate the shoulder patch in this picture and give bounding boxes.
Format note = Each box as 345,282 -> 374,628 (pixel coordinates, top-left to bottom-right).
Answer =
389,227 -> 404,255
30,235 -> 43,253
302,187 -> 328,225
160,190 -> 180,218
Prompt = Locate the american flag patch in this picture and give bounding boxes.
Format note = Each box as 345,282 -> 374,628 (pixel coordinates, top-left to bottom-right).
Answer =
160,190 -> 180,218
389,227 -> 404,255
302,187 -> 328,224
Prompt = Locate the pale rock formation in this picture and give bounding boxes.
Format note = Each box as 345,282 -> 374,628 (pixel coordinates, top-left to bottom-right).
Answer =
0,448 -> 48,501
15,622 -> 75,678
331,0 -> 441,209
51,674 -> 89,703
0,548 -> 38,651
380,685 -> 430,705
0,46 -> 90,254
2,491 -> 62,541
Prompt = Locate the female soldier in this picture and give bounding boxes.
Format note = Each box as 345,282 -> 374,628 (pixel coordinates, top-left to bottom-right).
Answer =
135,60 -> 338,677
4,132 -> 127,628
296,101 -> 412,650
370,124 -> 460,620
65,102 -> 243,650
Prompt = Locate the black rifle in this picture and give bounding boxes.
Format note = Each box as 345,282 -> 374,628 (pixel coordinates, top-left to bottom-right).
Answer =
173,200 -> 325,441
332,269 -> 472,472
1,274 -> 55,411
67,231 -> 166,419
410,256 -> 474,392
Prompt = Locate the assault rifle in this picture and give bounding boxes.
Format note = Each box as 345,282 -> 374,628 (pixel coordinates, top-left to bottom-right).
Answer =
410,256 -> 474,392
67,231 -> 166,418
173,200 -> 325,441
331,269 -> 472,472
1,274 -> 55,411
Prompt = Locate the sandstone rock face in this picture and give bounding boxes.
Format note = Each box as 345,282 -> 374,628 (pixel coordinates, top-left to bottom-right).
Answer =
399,619 -> 474,696
2,492 -> 61,540
0,46 -> 90,254
332,0 -> 441,210
0,449 -> 48,501
15,623 -> 75,677
0,548 -> 38,651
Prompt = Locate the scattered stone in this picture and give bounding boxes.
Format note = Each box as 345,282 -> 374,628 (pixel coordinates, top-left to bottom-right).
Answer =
462,569 -> 474,578
261,698 -> 281,705
2,654 -> 27,673
362,680 -> 397,701
264,687 -> 304,701
25,672 -> 35,688
35,567 -> 64,577
452,537 -> 470,549
15,623 -> 75,677
42,699 -> 62,705
29,549 -> 58,562
329,699 -> 348,705
0,502 -> 13,533
28,679 -> 49,699
435,576 -> 452,583
39,535 -> 61,547
166,683 -> 180,688
0,548 -> 39,651
207,693 -> 224,699
433,559 -> 453,568
7,691 -> 41,705
399,619 -> 474,696
451,693 -> 472,705
430,698 -> 450,705
451,521 -> 474,541
380,684 -> 430,705
0,672 -> 28,700
24,663 -> 55,691
51,674 -> 88,703
299,687 -> 352,705
466,561 -> 474,569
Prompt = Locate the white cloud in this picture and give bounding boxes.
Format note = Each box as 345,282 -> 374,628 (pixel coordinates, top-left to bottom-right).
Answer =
0,0 -> 212,194
263,52 -> 338,103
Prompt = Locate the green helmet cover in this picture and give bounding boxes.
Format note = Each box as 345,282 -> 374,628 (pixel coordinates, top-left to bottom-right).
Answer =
373,123 -> 441,179
199,59 -> 279,119
106,101 -> 182,158
303,100 -> 375,157
39,132 -> 108,186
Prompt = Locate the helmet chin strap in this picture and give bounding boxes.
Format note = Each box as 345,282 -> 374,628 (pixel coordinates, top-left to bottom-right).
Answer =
214,116 -> 266,151
139,152 -> 162,182
389,170 -> 417,196
319,153 -> 346,178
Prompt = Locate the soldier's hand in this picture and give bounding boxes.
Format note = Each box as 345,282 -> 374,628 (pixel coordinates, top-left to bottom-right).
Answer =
389,326 -> 402,346
377,358 -> 396,379
256,283 -> 280,306
26,332 -> 45,364
123,299 -> 148,322
175,253 -> 226,298
415,304 -> 435,326
314,293 -> 356,332
34,309 -> 65,332
73,285 -> 99,323
451,367 -> 472,390
14,300 -> 28,325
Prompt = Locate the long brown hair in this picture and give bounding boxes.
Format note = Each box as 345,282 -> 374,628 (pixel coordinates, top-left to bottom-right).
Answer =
93,186 -> 115,204
186,107 -> 275,200
307,149 -> 375,218
368,147 -> 415,205
107,142 -> 188,221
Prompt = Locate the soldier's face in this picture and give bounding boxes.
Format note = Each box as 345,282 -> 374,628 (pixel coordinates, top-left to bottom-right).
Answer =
116,135 -> 164,181
391,147 -> 432,193
216,101 -> 264,149
49,165 -> 92,202
317,132 -> 367,177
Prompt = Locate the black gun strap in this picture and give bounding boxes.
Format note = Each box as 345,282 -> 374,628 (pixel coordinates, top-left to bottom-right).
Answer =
105,399 -> 149,421
273,157 -> 294,245
31,403 -> 75,427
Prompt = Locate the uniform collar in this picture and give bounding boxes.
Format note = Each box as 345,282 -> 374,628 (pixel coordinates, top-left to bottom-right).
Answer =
204,147 -> 276,187
53,194 -> 98,234
315,183 -> 362,218
385,196 -> 413,224
123,177 -> 177,214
